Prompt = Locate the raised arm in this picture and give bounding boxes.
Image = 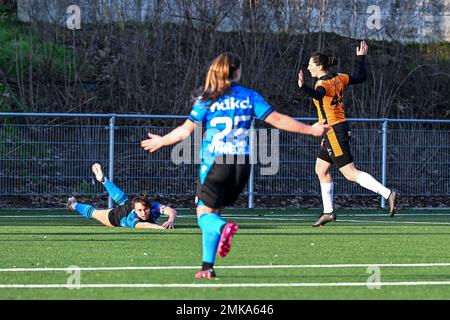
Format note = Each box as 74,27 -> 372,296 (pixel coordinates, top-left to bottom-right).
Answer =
298,69 -> 326,100
348,40 -> 368,85
264,111 -> 328,137
141,119 -> 196,153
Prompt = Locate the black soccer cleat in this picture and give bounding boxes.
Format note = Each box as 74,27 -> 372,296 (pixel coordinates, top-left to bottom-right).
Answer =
388,190 -> 398,218
312,213 -> 336,228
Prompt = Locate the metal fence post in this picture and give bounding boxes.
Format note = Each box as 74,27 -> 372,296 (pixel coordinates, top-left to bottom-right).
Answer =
248,120 -> 255,209
108,116 -> 116,208
380,120 -> 388,209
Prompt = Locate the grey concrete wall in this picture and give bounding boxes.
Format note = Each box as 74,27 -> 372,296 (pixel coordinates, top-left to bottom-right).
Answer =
17,0 -> 450,43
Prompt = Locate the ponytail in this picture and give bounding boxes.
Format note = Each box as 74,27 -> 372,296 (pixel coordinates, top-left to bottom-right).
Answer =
311,52 -> 338,71
199,52 -> 241,103
328,56 -> 338,67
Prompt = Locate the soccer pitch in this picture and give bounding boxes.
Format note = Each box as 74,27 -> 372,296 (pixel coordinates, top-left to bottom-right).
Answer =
1,208 -> 450,300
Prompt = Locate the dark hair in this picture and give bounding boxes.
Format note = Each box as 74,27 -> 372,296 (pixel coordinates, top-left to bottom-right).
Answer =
310,52 -> 338,71
132,194 -> 151,209
199,52 -> 241,103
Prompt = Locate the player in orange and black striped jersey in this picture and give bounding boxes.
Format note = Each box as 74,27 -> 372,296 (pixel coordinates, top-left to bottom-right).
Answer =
298,41 -> 398,227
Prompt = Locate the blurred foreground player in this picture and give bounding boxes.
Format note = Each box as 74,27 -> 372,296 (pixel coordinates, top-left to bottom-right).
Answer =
141,52 -> 328,278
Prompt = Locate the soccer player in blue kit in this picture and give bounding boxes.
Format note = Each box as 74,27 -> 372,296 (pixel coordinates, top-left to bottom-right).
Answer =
67,163 -> 177,229
141,52 -> 328,278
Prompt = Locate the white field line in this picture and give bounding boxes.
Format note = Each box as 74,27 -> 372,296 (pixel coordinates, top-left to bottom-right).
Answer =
4,215 -> 448,226
338,219 -> 450,225
223,213 -> 450,217
1,216 -> 450,227
2,262 -> 450,272
216,217 -> 450,225
2,281 -> 450,289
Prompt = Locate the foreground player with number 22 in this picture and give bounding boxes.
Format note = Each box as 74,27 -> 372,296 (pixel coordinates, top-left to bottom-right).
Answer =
141,52 -> 328,279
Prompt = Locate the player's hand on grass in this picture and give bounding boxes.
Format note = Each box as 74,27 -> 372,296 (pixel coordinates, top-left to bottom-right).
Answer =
356,40 -> 368,56
310,119 -> 329,137
141,133 -> 165,152
298,69 -> 305,88
162,220 -> 174,229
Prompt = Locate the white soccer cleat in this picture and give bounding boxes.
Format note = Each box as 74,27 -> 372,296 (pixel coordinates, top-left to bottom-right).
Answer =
66,197 -> 77,211
92,163 -> 105,182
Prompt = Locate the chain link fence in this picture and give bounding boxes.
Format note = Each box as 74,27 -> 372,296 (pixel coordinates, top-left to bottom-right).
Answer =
0,113 -> 449,208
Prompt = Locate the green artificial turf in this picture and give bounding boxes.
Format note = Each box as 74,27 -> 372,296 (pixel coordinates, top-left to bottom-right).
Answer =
0,208 -> 450,300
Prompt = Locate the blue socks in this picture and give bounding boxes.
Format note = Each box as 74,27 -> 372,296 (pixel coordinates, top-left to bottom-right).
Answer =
74,203 -> 95,220
103,179 -> 128,205
198,213 -> 227,264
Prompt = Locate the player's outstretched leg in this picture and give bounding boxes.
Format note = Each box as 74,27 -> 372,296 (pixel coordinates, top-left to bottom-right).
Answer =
94,163 -> 129,206
340,164 -> 399,218
355,172 -> 399,217
92,163 -> 105,183
66,197 -> 94,220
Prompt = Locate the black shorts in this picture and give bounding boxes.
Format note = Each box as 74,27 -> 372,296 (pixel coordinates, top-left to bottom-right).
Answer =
107,201 -> 133,227
196,155 -> 251,209
318,121 -> 353,168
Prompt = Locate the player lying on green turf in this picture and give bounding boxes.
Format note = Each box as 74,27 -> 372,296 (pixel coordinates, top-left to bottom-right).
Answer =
66,164 -> 177,229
